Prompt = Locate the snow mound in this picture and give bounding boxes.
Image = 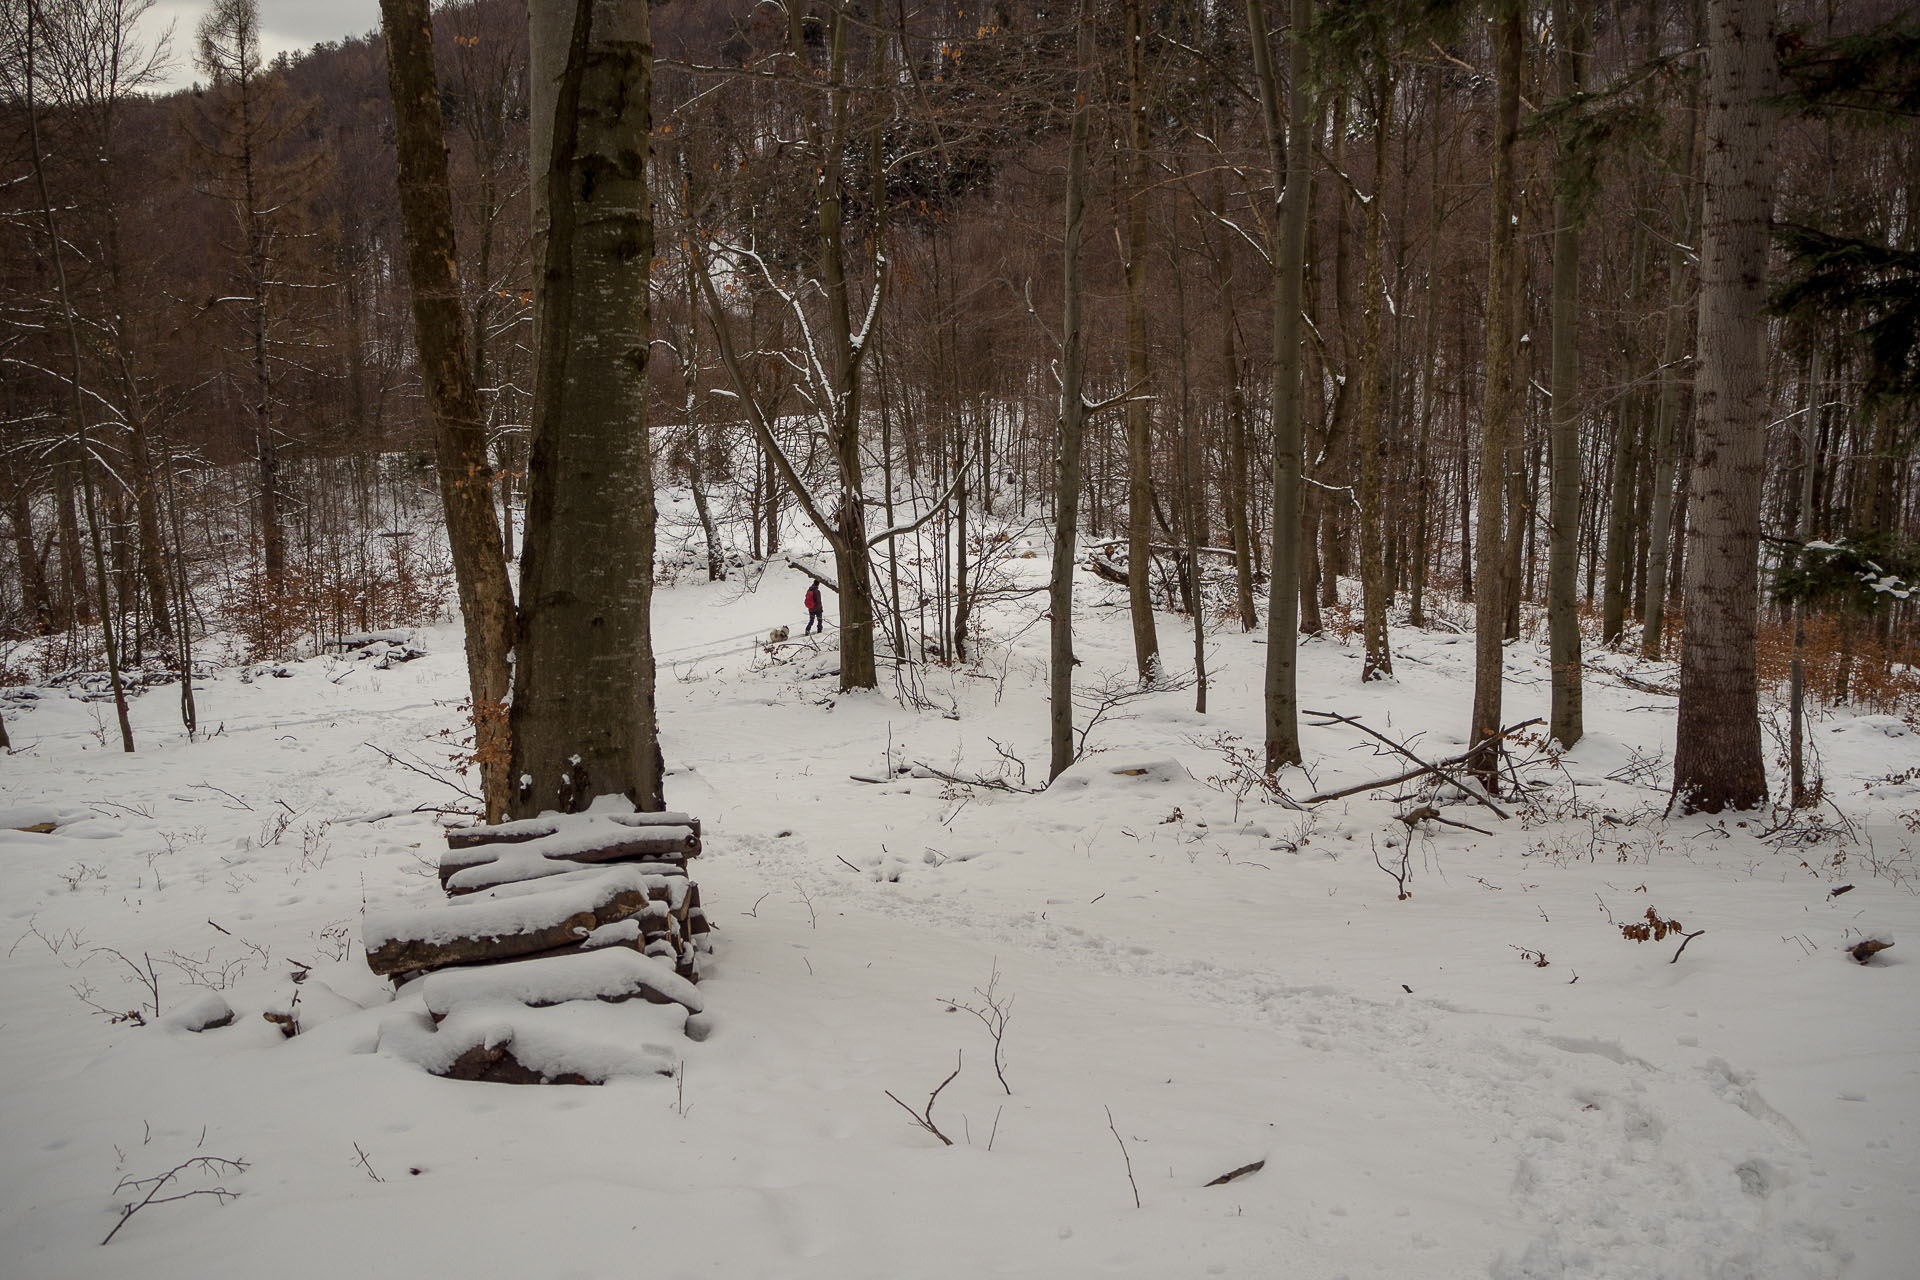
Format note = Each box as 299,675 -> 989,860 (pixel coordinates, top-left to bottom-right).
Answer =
1827,715 -> 1912,740
1044,755 -> 1188,792
0,804 -> 63,832
163,993 -> 235,1033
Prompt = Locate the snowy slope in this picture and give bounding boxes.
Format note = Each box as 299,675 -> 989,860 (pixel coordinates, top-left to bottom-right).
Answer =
1,540 -> 1916,1279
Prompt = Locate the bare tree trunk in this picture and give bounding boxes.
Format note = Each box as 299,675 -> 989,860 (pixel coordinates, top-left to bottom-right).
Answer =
1641,79 -> 1701,658
1547,0 -> 1590,748
380,0 -> 520,822
1469,1 -> 1523,787
1249,0 -> 1310,770
1672,0 -> 1777,814
511,0 -> 662,817
798,1 -> 882,693
25,0 -> 131,751
1408,67 -> 1445,631
54,451 -> 85,630
1357,56 -> 1393,682
1122,0 -> 1159,684
1049,0 -> 1095,782
1214,168 -> 1258,632
1789,348 -> 1823,807
5,473 -> 54,634
1603,225 -> 1648,646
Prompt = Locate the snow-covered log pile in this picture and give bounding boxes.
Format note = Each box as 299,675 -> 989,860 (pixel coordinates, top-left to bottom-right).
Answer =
360,797 -> 710,1083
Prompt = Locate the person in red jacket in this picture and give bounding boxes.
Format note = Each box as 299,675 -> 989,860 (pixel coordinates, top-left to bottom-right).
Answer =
804,578 -> 824,635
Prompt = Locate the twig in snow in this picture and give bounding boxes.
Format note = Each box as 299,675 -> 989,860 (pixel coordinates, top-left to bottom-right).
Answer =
1669,930 -> 1705,964
353,1143 -> 384,1182
188,782 -> 252,811
1204,1159 -> 1266,1187
102,1156 -> 248,1244
885,1052 -> 961,1146
360,742 -> 480,804
1106,1106 -> 1140,1208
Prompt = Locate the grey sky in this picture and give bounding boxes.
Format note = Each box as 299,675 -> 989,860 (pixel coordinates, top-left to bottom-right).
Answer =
139,0 -> 384,90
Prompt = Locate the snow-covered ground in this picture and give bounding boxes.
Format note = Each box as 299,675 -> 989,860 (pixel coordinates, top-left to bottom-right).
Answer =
3,527 -> 1917,1279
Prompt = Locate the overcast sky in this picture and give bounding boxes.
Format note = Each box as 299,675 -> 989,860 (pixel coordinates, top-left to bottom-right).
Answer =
139,0 -> 384,90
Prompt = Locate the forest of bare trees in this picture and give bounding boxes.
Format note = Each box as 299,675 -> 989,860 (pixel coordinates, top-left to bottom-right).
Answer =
3,0 -> 1915,814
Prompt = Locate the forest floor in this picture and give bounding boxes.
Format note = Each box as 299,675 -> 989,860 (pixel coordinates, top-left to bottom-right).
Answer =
2,516 -> 1917,1279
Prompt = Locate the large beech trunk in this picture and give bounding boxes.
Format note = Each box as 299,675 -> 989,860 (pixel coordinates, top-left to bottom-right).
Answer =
511,0 -> 664,817
1673,0 -> 1777,813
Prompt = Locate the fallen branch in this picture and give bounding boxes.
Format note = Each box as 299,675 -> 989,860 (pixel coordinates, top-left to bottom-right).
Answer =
1303,712 -> 1542,819
1204,1159 -> 1266,1187
1398,805 -> 1494,837
361,742 -> 481,804
909,760 -> 1042,795
1670,930 -> 1705,964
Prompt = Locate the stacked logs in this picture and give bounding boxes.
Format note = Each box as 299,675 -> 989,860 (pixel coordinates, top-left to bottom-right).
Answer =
361,806 -> 710,1084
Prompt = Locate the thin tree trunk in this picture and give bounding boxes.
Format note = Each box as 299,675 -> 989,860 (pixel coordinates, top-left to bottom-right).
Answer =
380,0 -> 520,823
1123,0 -> 1160,684
1215,167 -> 1258,632
5,475 -> 54,634
1672,0 -> 1777,814
1603,225 -> 1649,646
1049,0 -> 1095,782
1547,0 -> 1590,748
1408,67 -> 1445,630
25,0 -> 132,751
1469,1 -> 1523,787
1789,348 -> 1823,807
1640,80 -> 1701,652
1250,0 -> 1310,770
1357,56 -> 1393,682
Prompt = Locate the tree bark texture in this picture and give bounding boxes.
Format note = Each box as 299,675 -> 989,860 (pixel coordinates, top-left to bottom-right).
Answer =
1640,82 -> 1700,659
511,0 -> 663,818
1049,0 -> 1095,783
1547,0 -> 1589,748
1250,0 -> 1309,770
1357,56 -> 1392,682
1469,2 -> 1523,785
380,0 -> 520,823
1123,0 -> 1160,684
1672,0 -> 1777,814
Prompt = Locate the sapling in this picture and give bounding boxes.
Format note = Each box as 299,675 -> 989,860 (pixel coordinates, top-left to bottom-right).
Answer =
939,960 -> 1014,1094
102,1156 -> 248,1245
